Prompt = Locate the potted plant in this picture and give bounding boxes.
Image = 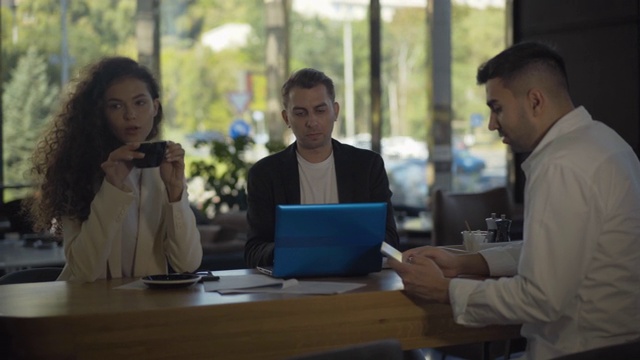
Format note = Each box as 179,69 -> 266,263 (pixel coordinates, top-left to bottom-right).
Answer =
189,135 -> 254,216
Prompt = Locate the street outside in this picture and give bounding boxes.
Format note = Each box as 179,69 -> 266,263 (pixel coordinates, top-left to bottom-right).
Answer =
375,136 -> 508,214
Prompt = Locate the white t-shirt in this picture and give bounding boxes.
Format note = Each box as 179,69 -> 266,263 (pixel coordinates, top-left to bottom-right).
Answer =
297,151 -> 339,204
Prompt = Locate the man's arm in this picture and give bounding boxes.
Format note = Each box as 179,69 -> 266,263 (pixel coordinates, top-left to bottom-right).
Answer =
368,153 -> 400,247
244,163 -> 277,267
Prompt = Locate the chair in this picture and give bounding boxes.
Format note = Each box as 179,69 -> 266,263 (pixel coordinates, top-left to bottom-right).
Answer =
431,186 -> 513,247
0,198 -> 36,235
0,267 -> 62,285
198,210 -> 250,271
285,339 -> 406,360
430,187 -> 526,359
551,338 -> 640,360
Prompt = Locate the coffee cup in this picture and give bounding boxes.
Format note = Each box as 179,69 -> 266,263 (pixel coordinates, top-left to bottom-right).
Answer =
461,230 -> 488,253
133,141 -> 167,168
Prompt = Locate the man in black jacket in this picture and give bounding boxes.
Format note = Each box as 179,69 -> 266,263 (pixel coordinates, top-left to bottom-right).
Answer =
244,68 -> 399,267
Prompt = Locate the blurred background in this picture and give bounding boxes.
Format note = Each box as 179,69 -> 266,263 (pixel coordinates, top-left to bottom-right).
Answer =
0,0 -> 508,222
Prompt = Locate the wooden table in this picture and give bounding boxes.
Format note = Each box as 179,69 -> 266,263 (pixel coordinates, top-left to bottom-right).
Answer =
0,269 -> 521,360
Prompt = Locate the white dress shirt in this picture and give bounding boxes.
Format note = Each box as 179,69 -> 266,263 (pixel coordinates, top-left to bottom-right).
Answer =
449,107 -> 640,359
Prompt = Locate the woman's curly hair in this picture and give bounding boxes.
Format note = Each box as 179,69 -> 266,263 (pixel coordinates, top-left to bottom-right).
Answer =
26,57 -> 163,235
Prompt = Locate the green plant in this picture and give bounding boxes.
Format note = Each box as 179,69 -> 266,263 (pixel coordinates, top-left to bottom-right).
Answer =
264,139 -> 286,154
189,135 -> 255,215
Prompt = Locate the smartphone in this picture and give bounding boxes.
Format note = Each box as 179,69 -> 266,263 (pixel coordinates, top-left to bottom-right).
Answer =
133,141 -> 167,168
380,242 -> 403,262
195,271 -> 220,282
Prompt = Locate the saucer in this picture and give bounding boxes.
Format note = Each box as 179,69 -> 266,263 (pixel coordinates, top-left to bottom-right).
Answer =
141,274 -> 201,289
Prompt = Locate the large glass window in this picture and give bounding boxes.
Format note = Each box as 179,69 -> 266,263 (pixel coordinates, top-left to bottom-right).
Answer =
290,0 -> 507,218
450,0 -> 507,193
1,0 -> 507,216
1,0 -> 137,202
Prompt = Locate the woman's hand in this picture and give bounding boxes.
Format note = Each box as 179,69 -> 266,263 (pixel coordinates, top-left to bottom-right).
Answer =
101,143 -> 143,191
159,141 -> 186,202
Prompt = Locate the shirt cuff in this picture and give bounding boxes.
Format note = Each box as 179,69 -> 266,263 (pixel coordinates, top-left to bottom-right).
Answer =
449,278 -> 484,327
479,247 -> 518,277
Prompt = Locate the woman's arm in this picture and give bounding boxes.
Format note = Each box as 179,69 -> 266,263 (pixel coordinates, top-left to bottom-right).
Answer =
163,184 -> 203,273
60,180 -> 134,282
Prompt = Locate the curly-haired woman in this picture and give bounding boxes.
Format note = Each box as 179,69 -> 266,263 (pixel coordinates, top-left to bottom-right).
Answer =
27,57 -> 202,282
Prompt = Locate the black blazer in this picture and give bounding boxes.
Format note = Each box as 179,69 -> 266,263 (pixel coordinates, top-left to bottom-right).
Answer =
244,139 -> 399,267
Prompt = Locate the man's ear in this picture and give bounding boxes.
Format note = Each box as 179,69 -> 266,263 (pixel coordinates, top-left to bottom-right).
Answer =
333,102 -> 340,120
281,110 -> 290,128
527,88 -> 545,116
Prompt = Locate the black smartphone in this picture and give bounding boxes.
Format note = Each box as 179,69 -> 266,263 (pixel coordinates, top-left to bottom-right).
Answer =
133,141 -> 167,168
195,271 -> 220,282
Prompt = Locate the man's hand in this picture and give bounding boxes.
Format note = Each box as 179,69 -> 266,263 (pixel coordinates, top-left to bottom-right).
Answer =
402,245 -> 490,277
387,256 -> 451,303
403,246 -> 461,277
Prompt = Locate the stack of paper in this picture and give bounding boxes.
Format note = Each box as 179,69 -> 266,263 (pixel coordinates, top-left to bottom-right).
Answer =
203,274 -> 365,295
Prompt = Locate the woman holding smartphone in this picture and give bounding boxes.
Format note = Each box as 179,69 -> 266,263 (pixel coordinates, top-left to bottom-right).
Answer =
26,57 -> 202,282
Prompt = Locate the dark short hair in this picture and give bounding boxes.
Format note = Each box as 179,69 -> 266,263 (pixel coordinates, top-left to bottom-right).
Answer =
281,68 -> 335,109
476,41 -> 570,93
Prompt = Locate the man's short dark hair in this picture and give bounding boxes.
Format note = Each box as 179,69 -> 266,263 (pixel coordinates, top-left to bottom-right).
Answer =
281,68 -> 336,109
476,41 -> 570,93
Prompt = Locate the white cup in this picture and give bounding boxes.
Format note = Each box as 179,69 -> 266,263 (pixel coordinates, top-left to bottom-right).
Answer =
461,230 -> 488,253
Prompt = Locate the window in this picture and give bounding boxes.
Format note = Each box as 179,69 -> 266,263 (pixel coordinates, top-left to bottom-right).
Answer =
1,0 -> 507,215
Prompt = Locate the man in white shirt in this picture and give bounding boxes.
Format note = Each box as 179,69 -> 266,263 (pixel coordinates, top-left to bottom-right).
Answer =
388,42 -> 640,359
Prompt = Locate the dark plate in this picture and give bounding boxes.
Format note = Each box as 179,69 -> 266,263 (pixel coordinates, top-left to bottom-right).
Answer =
141,274 -> 201,289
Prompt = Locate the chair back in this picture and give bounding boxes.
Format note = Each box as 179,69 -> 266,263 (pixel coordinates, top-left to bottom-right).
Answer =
0,267 -> 62,285
432,186 -> 512,246
0,198 -> 35,234
285,339 -> 404,360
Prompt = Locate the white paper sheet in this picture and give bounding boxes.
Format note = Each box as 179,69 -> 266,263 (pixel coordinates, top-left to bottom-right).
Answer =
202,274 -> 286,292
216,280 -> 365,295
200,274 -> 366,295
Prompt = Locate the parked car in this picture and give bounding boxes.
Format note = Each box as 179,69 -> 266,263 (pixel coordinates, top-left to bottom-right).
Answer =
386,157 -> 429,215
385,150 -> 485,215
453,148 -> 486,174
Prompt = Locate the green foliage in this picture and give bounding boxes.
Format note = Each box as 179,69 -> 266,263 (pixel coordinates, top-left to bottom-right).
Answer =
2,47 -> 58,198
159,0 -> 266,133
161,47 -> 235,131
383,7 -> 429,139
1,0 -> 136,89
188,135 -> 287,217
1,0 -> 507,204
451,4 -> 506,129
265,139 -> 287,154
189,135 -> 255,214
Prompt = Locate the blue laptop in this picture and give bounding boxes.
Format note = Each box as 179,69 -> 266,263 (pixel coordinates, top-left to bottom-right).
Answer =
258,202 -> 387,278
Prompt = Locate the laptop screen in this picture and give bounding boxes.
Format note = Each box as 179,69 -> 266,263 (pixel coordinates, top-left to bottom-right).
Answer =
271,202 -> 387,278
